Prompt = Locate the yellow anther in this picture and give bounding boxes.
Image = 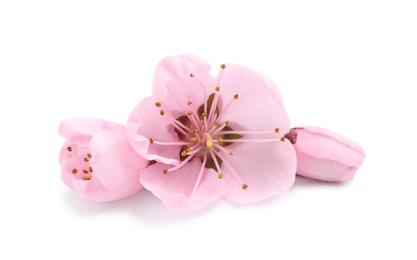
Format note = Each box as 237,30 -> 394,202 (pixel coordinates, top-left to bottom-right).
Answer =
214,122 -> 220,128
149,137 -> 154,143
204,133 -> 214,150
190,137 -> 196,143
217,137 -> 223,143
200,120 -> 205,126
87,153 -> 92,158
193,128 -> 198,134
220,64 -> 226,69
160,110 -> 165,116
228,150 -> 233,156
186,147 -> 193,152
225,120 -> 230,126
83,157 -> 89,162
215,86 -> 220,92
242,184 -> 248,190
187,100 -> 192,105
234,94 -> 239,99
155,101 -> 161,107
83,169 -> 89,174
187,111 -> 193,116
202,112 -> 207,117
218,173 -> 224,179
72,168 -> 77,174
181,150 -> 187,157
82,176 -> 92,181
280,137 -> 285,142
163,168 -> 168,174
275,128 -> 280,133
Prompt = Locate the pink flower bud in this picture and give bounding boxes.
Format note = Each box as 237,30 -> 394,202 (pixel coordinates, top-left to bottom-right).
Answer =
285,126 -> 365,182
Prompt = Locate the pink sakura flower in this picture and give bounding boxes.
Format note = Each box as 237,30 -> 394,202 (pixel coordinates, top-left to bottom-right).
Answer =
59,118 -> 148,202
126,54 -> 297,212
285,126 -> 366,182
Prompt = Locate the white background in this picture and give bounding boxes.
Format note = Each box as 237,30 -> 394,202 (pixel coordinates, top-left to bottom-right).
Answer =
1,0 -> 416,259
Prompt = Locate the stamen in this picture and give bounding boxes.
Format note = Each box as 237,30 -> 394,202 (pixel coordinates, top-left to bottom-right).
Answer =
186,145 -> 203,156
213,143 -> 233,156
89,167 -> 93,172
163,168 -> 168,174
218,129 -> 279,135
67,146 -> 72,152
209,150 -> 222,174
234,94 -> 239,99
220,64 -> 226,69
155,101 -> 161,107
188,100 -> 192,105
83,157 -> 89,162
215,86 -> 220,92
83,169 -> 88,174
72,168 -> 77,174
181,150 -> 187,157
187,111 -> 193,116
212,150 -> 246,188
160,110 -> 165,116
208,91 -> 220,125
218,174 -> 224,179
215,138 -> 283,143
280,137 -> 286,142
190,73 -> 194,78
165,113 -> 193,133
87,153 -> 92,158
242,184 -> 248,190
167,151 -> 197,172
190,154 -> 207,197
152,140 -> 192,146
225,120 -> 230,126
82,176 -> 92,181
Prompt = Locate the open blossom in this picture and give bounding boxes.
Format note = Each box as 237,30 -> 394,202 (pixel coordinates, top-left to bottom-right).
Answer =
59,118 -> 148,202
126,54 -> 296,212
285,126 -> 366,182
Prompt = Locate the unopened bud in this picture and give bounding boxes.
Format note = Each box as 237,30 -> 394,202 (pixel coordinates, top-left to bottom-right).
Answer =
285,126 -> 366,182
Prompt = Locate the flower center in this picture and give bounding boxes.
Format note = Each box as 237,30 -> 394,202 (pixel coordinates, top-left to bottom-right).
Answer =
65,145 -> 93,181
148,64 -> 286,193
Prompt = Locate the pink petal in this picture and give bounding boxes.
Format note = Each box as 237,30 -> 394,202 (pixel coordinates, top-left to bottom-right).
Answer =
217,63 -> 291,134
140,159 -> 230,212
152,54 -> 212,96
71,178 -> 121,202
59,118 -> 124,138
126,96 -> 183,165
223,140 -> 297,203
89,130 -> 147,195
288,126 -> 366,182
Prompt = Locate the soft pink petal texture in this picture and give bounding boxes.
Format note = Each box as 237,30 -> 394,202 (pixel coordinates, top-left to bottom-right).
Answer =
223,140 -> 297,203
59,118 -> 124,138
218,63 -> 291,135
126,96 -> 183,165
140,159 -> 230,212
59,118 -> 148,202
90,131 -> 147,194
290,126 -> 366,182
152,54 -> 214,98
